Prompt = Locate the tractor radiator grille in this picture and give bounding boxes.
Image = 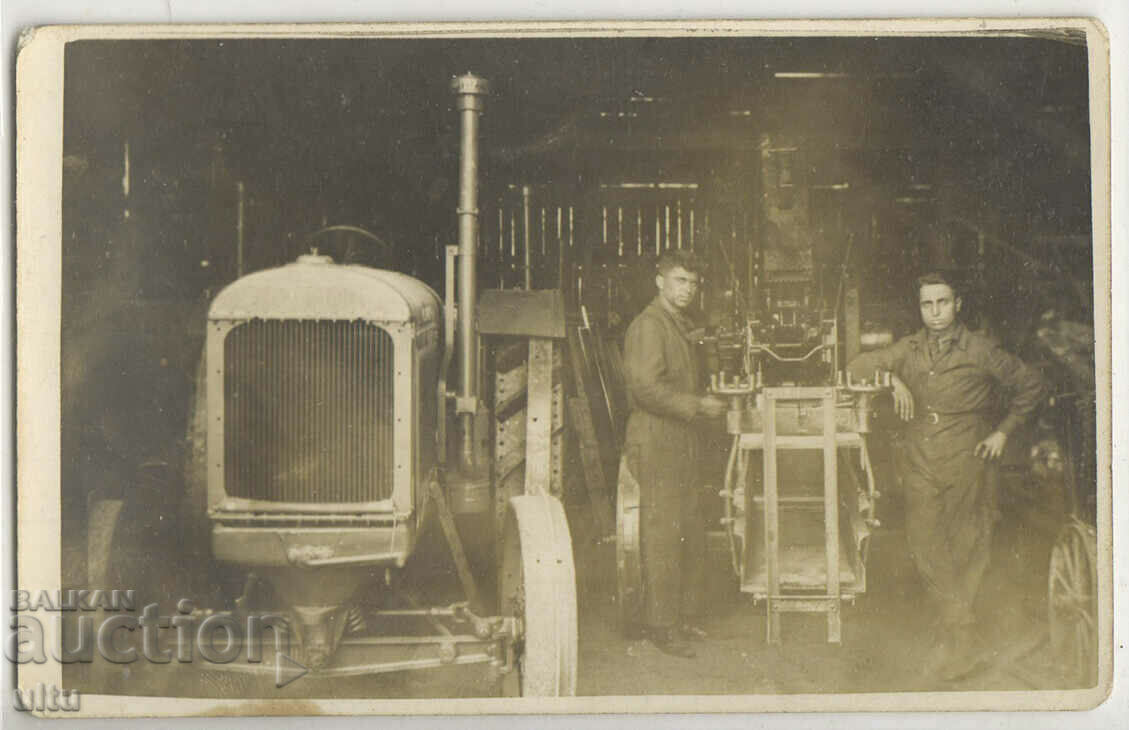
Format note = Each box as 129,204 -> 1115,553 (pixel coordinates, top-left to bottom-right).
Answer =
224,320 -> 395,503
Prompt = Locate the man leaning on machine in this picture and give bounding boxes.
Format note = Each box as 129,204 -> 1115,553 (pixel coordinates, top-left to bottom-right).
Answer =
848,270 -> 1046,681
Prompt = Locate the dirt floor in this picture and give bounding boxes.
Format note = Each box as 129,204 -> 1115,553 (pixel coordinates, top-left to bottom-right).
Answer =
61,480 -> 1082,700
566,489 -> 1078,696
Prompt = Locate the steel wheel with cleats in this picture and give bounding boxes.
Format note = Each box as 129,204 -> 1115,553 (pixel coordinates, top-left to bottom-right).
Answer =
498,495 -> 578,696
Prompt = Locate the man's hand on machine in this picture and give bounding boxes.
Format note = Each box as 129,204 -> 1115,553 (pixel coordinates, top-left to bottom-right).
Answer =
974,431 -> 1008,460
891,375 -> 915,421
698,395 -> 727,418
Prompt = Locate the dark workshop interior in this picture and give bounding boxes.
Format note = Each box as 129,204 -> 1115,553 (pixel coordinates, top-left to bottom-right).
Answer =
56,34 -> 1097,698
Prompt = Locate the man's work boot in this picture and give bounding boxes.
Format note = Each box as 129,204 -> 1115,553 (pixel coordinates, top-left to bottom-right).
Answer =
643,626 -> 696,659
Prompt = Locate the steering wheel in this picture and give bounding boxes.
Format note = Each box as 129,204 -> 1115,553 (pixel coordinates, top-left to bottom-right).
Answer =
303,225 -> 392,265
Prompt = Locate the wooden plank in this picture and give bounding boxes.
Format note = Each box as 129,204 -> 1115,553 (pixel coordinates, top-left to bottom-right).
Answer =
494,361 -> 528,412
495,355 -> 565,408
478,289 -> 566,338
762,386 -> 837,399
524,338 -> 554,495
823,392 -> 842,643
567,395 -> 614,536
495,410 -> 526,479
763,392 -> 780,644
495,365 -> 565,421
769,597 -> 849,612
494,339 -> 529,373
738,432 -> 862,450
739,449 -> 753,582
740,544 -> 860,593
566,326 -> 615,536
742,391 -> 849,643
496,416 -> 565,482
604,337 -> 626,391
844,284 -> 861,365
603,337 -> 628,444
751,495 -> 828,504
587,325 -> 622,443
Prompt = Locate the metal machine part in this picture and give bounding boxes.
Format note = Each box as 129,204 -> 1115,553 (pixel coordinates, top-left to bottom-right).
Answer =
703,284 -> 840,389
181,599 -> 524,681
702,225 -> 889,641
707,358 -> 888,641
206,260 -> 442,527
150,73 -> 579,696
203,261 -> 442,664
614,455 -> 642,636
452,73 -> 489,471
1048,518 -> 1098,687
717,387 -> 883,644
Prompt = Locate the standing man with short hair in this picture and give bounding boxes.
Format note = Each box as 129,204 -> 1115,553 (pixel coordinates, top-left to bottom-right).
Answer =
848,271 -> 1046,681
621,250 -> 727,658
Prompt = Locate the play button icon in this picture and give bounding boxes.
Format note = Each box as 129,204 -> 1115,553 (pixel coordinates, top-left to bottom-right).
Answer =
275,653 -> 309,688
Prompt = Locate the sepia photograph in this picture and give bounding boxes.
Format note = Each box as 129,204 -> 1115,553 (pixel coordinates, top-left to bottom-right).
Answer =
13,19 -> 1111,717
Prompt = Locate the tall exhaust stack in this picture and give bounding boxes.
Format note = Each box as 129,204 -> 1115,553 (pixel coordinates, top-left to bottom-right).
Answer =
452,73 -> 488,470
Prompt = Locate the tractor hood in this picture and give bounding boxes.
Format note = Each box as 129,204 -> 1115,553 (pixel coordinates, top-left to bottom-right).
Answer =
209,254 -> 441,325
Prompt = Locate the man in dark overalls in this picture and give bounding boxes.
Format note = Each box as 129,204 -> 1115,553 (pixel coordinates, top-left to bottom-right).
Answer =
621,250 -> 727,658
848,271 -> 1045,680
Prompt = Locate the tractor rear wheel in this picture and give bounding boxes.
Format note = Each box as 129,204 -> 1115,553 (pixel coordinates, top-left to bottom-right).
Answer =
498,495 -> 577,697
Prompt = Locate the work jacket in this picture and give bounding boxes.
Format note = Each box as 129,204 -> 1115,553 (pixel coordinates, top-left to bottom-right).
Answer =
848,323 -> 1045,446
622,296 -> 704,501
847,324 -> 1046,626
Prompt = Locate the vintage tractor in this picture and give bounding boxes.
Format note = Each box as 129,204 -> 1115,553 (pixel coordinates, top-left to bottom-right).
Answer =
87,74 -> 578,697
